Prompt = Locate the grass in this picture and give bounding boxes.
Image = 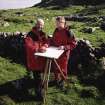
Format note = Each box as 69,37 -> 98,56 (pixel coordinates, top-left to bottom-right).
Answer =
0,57 -> 26,84
0,56 -> 105,105
0,5 -> 105,105
0,6 -> 105,46
0,6 -> 84,32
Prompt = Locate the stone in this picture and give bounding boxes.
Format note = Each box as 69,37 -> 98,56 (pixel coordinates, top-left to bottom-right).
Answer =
100,22 -> 105,31
3,22 -> 10,27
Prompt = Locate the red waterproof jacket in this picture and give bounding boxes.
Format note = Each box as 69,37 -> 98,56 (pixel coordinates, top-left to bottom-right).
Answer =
24,27 -> 47,71
51,28 -> 76,77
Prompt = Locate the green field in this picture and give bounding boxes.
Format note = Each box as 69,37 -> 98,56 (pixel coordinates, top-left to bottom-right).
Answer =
0,6 -> 105,46
0,5 -> 105,105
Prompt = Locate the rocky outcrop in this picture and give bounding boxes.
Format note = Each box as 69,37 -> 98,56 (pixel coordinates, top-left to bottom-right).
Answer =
36,0 -> 105,7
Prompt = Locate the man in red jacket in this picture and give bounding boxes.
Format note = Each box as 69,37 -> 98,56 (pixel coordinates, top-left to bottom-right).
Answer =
24,18 -> 48,100
51,16 -> 76,89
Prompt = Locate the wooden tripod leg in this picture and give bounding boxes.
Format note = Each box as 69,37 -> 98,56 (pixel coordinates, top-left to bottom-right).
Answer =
46,59 -> 52,91
53,59 -> 70,93
42,59 -> 49,86
43,59 -> 52,105
53,59 -> 66,80
41,58 -> 49,105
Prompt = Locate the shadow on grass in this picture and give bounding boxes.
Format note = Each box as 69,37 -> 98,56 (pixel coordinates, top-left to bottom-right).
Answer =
0,77 -> 36,102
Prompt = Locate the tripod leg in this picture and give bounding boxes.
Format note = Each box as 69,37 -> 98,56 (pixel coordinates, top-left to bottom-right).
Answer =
53,59 -> 66,80
53,59 -> 70,92
42,59 -> 49,86
43,59 -> 52,105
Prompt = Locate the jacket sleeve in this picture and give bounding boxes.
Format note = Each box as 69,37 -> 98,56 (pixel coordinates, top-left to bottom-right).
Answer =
48,28 -> 57,46
24,37 -> 39,52
48,37 -> 54,46
42,35 -> 49,44
64,30 -> 77,51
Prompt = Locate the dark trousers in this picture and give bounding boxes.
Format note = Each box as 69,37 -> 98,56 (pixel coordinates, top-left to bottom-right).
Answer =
32,71 -> 42,96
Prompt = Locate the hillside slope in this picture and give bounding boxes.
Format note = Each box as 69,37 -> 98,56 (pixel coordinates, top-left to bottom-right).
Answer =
36,0 -> 105,7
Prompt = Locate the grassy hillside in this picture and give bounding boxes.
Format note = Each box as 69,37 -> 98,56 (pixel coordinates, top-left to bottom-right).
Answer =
0,5 -> 105,105
0,5 -> 105,46
0,56 -> 105,105
37,0 -> 105,7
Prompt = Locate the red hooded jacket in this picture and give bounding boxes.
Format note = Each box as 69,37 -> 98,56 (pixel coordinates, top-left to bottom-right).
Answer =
51,28 -> 76,78
24,27 -> 48,71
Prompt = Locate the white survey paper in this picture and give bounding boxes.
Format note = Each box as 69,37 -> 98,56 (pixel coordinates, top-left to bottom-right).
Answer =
35,46 -> 64,59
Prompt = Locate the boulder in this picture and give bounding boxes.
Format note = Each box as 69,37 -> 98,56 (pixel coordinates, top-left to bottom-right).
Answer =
81,27 -> 96,33
3,22 -> 10,27
100,22 -> 105,31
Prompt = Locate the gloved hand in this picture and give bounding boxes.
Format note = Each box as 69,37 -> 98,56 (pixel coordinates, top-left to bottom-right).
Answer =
38,46 -> 47,53
58,46 -> 65,50
43,43 -> 49,48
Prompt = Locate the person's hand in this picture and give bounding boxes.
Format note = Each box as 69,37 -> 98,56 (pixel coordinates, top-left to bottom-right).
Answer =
58,46 -> 65,50
44,44 -> 49,48
38,46 -> 47,53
